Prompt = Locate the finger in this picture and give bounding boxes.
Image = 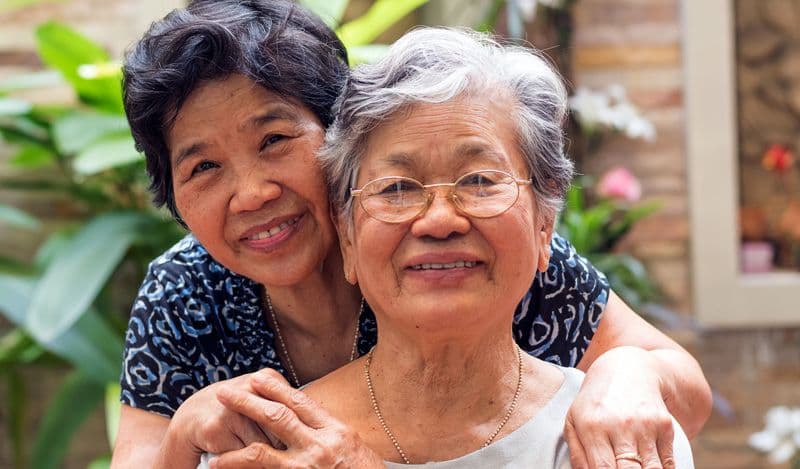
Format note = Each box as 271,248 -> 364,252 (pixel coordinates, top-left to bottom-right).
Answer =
611,446 -> 643,469
216,384 -> 311,448
563,418 -> 589,469
564,413 -> 617,468
655,420 -> 675,469
205,382 -> 277,448
250,369 -> 333,429
224,413 -> 273,447
635,427 -> 665,469
209,442 -> 285,469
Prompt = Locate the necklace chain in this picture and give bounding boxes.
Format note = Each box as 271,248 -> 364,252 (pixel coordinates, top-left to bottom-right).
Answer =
364,345 -> 523,465
264,289 -> 363,388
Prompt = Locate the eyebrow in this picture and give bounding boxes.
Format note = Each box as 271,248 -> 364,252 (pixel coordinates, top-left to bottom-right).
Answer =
453,142 -> 507,165
172,104 -> 301,167
377,142 -> 507,171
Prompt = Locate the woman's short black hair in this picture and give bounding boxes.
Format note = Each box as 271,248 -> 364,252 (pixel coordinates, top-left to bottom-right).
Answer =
123,0 -> 349,221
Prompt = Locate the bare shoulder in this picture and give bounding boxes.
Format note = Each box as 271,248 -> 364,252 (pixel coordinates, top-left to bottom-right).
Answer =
303,357 -> 372,425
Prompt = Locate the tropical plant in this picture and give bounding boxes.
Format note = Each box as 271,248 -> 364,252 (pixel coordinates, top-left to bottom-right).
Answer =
557,173 -> 660,309
0,1 -> 430,467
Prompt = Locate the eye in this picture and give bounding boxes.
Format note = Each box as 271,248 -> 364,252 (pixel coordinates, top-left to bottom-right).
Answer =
190,160 -> 219,177
371,179 -> 421,196
259,134 -> 287,151
461,172 -> 498,186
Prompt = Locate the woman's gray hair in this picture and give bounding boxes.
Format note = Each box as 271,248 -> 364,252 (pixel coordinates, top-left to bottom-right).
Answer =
319,27 -> 573,225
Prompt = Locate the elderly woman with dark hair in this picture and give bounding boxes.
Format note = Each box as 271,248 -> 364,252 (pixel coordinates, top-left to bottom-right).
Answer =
209,27 -> 694,468
111,1 -> 709,468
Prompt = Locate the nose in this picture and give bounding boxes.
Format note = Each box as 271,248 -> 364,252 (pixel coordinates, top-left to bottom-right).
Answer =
229,167 -> 282,214
409,188 -> 470,239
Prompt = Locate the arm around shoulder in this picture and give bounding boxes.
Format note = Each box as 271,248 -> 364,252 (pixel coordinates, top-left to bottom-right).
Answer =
577,291 -> 712,438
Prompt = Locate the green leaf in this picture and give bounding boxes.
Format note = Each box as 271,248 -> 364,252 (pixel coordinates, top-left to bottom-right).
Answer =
0,98 -> 32,116
0,204 -> 40,231
337,0 -> 429,46
0,273 -> 123,382
0,274 -> 35,324
0,255 -> 33,276
88,457 -> 111,469
26,212 -> 147,342
48,308 -> 124,383
347,44 -> 390,65
4,370 -> 26,469
0,115 -> 50,144
0,0 -> 64,13
74,133 -> 142,174
0,70 -> 64,94
105,383 -> 121,448
299,0 -> 349,28
476,0 -> 505,32
30,370 -> 106,469
34,228 -> 75,270
52,111 -> 130,155
34,22 -> 123,113
10,143 -> 56,168
0,329 -> 45,365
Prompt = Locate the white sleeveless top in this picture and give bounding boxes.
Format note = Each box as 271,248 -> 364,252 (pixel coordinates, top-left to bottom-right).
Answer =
199,366 -> 694,469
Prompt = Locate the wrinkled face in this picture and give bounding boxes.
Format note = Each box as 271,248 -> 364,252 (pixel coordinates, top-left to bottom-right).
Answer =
339,93 -> 552,333
167,74 -> 337,286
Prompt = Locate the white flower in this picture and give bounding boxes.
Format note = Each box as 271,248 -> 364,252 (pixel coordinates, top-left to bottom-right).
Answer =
538,0 -> 567,9
568,85 -> 657,142
749,406 -> 800,464
624,116 -> 656,142
512,0 -> 568,22
513,0 -> 538,21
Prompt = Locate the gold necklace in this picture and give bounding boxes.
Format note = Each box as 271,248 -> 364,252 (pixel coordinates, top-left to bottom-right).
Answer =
364,345 -> 523,464
264,290 -> 363,388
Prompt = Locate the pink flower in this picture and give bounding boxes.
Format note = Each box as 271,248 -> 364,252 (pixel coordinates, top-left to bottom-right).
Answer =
597,166 -> 642,202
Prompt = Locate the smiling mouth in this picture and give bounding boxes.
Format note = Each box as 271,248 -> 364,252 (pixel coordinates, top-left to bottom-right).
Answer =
246,216 -> 301,241
410,261 -> 480,270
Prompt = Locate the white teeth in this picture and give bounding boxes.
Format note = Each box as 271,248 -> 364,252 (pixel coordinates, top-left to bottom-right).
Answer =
411,261 -> 476,270
249,217 -> 299,240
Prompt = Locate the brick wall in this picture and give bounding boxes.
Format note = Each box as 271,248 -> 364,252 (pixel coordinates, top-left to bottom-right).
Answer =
572,0 -> 692,313
572,2 -> 800,468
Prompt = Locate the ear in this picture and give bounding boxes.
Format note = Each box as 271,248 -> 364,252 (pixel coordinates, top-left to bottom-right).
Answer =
332,205 -> 358,285
536,217 -> 554,273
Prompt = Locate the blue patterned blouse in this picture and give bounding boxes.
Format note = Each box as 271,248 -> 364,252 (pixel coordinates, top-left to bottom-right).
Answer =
121,233 -> 608,417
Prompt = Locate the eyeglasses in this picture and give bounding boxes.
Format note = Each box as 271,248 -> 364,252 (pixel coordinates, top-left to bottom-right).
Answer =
350,169 -> 532,224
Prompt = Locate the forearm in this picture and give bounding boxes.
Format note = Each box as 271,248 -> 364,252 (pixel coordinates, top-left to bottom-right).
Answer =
579,291 -> 712,438
153,422 -> 203,469
648,347 -> 711,438
111,405 -> 174,469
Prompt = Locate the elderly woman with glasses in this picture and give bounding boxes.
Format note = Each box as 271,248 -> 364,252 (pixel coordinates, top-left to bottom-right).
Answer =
206,27 -> 695,468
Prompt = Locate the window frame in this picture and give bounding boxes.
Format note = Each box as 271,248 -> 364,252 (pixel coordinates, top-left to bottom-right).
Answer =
684,0 -> 800,327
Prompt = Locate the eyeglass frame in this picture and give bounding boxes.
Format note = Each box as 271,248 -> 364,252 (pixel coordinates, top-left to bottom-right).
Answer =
349,169 -> 533,224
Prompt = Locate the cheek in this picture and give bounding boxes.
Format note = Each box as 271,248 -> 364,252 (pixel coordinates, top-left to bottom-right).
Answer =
173,179 -> 226,236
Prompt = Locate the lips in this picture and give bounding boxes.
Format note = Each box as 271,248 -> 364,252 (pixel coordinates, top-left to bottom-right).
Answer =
410,261 -> 479,270
404,252 -> 484,271
243,215 -> 302,241
239,214 -> 304,251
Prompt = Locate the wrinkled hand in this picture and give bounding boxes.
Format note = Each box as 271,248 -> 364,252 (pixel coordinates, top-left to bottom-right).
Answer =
564,346 -> 675,469
158,372 -> 274,467
208,368 -> 384,469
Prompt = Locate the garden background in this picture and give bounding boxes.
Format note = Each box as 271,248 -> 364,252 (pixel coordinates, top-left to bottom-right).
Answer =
0,0 -> 799,467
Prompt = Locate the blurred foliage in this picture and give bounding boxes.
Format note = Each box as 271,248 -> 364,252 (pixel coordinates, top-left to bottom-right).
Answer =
558,179 -> 661,308
0,0 -> 669,466
0,1 -> 430,467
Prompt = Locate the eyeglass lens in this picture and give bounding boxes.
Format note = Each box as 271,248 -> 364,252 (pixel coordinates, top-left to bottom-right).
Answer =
358,170 -> 521,222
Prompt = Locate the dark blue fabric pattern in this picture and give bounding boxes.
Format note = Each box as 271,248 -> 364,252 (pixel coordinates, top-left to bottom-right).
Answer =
121,233 -> 608,417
